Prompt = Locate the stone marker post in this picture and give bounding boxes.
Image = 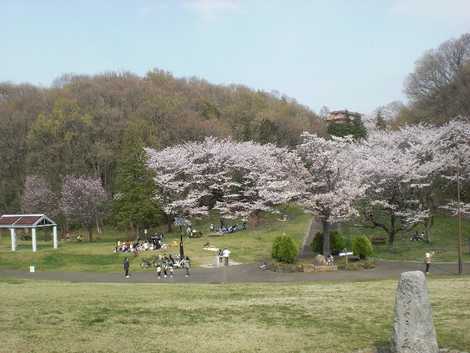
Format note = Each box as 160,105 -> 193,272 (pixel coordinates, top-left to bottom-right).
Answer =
391,271 -> 439,353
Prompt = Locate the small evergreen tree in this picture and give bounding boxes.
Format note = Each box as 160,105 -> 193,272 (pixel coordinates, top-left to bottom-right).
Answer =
311,231 -> 348,255
112,124 -> 161,237
352,235 -> 373,259
352,115 -> 367,139
375,110 -> 387,130
272,235 -> 298,263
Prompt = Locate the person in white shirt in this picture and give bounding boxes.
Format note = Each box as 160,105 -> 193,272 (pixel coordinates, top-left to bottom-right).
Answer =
222,248 -> 231,266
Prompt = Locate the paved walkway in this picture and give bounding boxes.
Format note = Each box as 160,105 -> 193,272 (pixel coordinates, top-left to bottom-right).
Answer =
0,260 -> 468,284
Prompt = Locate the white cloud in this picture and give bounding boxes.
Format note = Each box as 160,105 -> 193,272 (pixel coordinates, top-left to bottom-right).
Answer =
390,0 -> 470,22
184,0 -> 240,19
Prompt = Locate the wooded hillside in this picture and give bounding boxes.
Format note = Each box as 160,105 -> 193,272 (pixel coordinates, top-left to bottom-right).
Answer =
0,70 -> 323,213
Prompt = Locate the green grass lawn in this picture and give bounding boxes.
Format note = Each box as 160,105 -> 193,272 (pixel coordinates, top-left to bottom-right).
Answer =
1,209 -> 468,273
0,276 -> 468,353
0,206 -> 310,272
341,215 -> 470,262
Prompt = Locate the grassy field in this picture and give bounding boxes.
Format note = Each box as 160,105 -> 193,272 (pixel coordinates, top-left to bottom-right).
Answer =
0,276 -> 468,353
0,206 -> 310,272
341,215 -> 470,262
1,209 -> 469,273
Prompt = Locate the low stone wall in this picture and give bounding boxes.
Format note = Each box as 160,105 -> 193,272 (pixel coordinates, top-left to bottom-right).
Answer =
303,264 -> 338,273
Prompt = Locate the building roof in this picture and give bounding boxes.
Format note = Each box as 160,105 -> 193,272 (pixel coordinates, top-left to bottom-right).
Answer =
0,214 -> 56,228
326,110 -> 362,122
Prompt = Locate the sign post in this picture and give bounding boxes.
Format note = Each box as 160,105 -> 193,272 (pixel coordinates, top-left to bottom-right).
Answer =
339,251 -> 353,265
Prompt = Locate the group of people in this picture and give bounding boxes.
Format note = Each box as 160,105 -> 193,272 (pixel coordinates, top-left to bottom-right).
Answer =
114,234 -> 166,254
123,254 -> 191,279
184,225 -> 203,238
210,222 -> 247,235
410,231 -> 426,242
156,255 -> 191,279
217,248 -> 231,266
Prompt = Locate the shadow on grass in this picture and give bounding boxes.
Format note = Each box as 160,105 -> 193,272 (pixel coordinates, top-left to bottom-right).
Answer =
374,340 -> 391,353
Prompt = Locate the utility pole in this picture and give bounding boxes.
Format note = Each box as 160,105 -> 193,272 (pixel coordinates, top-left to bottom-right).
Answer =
457,163 -> 463,275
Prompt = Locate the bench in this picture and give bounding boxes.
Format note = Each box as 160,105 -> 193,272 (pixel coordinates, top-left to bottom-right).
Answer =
370,236 -> 387,245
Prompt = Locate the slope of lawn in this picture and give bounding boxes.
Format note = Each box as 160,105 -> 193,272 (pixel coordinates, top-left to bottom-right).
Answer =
0,206 -> 310,272
0,276 -> 468,353
341,215 -> 470,262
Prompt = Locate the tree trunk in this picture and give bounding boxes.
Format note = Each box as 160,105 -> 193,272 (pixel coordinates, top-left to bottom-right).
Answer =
128,222 -> 135,241
249,211 -> 261,228
388,230 -> 396,247
166,214 -> 173,233
63,218 -> 70,237
322,220 -> 331,256
135,225 -> 140,241
388,214 -> 396,247
95,215 -> 102,234
424,216 -> 433,243
87,226 -> 93,242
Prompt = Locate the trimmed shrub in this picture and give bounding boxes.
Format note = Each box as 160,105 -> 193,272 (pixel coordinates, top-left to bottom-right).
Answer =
352,235 -> 373,259
272,235 -> 298,264
311,231 -> 347,255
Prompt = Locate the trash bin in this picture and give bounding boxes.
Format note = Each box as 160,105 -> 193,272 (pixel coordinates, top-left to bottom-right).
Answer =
29,265 -> 35,273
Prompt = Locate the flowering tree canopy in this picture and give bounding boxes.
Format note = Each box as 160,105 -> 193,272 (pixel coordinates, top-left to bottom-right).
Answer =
145,137 -> 303,220
353,124 -> 446,244
21,175 -> 59,218
431,120 -> 470,216
297,133 -> 366,255
61,176 -> 107,240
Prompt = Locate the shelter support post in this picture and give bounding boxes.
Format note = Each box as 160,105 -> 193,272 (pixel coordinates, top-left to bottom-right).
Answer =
10,228 -> 16,251
53,226 -> 58,249
32,228 -> 37,252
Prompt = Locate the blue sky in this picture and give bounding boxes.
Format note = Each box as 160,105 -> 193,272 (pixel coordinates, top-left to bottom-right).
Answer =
2,0 -> 470,113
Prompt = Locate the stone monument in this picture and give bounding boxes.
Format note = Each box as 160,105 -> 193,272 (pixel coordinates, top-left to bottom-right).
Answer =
391,271 -> 439,353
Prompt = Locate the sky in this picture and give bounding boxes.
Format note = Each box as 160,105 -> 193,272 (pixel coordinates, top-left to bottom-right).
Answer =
2,0 -> 470,113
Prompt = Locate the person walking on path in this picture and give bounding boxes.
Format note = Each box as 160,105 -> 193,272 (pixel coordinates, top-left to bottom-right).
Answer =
123,257 -> 130,278
162,262 -> 168,278
424,251 -> 434,275
156,263 -> 162,279
184,256 -> 191,277
222,248 -> 231,266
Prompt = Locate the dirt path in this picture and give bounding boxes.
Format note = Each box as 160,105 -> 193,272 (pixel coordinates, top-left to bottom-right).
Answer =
0,260 -> 468,284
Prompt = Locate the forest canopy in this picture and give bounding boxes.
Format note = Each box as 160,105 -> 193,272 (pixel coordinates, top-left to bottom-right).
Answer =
0,69 -> 323,214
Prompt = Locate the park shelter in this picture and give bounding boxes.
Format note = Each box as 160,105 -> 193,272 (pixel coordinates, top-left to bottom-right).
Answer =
0,214 -> 58,252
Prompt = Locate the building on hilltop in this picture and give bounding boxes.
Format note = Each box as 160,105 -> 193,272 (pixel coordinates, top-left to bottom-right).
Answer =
326,110 -> 363,124
326,110 -> 367,139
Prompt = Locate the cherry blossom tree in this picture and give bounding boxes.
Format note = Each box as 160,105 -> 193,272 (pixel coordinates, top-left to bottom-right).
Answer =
431,120 -> 470,273
145,137 -> 303,222
61,176 -> 107,241
21,175 -> 59,218
354,125 -> 443,246
297,133 -> 367,255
